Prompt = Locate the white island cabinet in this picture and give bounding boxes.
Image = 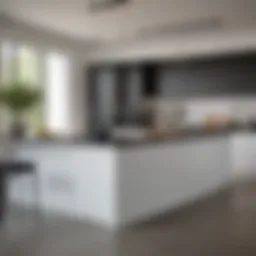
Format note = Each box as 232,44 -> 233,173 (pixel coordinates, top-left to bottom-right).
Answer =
4,133 -> 250,229
9,144 -> 118,227
230,132 -> 256,179
117,136 -> 231,226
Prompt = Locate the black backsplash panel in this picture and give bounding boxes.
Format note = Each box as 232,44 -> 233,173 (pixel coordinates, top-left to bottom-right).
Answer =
159,54 -> 256,97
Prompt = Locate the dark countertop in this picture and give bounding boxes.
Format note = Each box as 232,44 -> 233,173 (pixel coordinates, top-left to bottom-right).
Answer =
112,126 -> 245,147
2,125 -> 256,148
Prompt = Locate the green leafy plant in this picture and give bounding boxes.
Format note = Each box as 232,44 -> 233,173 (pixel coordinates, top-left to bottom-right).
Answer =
0,81 -> 42,138
0,82 -> 41,117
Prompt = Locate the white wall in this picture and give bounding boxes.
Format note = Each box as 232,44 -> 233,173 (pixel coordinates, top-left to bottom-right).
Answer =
186,98 -> 256,126
156,97 -> 256,128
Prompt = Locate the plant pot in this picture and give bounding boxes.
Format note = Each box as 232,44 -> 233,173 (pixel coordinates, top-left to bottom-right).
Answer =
10,121 -> 26,139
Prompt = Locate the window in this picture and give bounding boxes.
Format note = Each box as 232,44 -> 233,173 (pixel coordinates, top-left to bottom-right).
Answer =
0,41 -> 43,135
17,46 -> 41,85
0,40 -> 74,137
45,52 -> 71,135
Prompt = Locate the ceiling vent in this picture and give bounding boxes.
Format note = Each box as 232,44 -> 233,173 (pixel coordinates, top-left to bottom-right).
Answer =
136,17 -> 223,39
88,0 -> 129,11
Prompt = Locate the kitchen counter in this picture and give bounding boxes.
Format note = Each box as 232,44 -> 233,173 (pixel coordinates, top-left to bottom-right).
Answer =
1,122 -> 255,148
113,126 -> 256,147
2,125 -> 256,229
1,125 -> 251,147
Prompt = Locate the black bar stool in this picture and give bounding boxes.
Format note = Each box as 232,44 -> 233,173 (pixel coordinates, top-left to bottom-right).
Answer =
0,170 -> 6,226
0,161 -> 39,227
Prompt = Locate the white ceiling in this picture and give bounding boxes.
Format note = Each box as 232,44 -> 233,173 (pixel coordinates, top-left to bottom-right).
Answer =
1,0 -> 256,43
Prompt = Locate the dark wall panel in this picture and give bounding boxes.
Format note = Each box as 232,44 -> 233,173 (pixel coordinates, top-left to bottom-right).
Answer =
159,55 -> 256,97
86,66 -> 117,139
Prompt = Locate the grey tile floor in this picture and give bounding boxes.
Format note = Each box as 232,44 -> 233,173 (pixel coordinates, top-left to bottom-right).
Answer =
1,180 -> 256,256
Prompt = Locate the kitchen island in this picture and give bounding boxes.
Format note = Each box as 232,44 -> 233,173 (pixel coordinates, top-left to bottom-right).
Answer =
2,128 -> 256,230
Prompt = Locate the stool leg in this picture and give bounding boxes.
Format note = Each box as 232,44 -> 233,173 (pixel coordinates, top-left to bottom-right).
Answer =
34,171 -> 41,216
0,172 -> 5,225
0,171 -> 7,232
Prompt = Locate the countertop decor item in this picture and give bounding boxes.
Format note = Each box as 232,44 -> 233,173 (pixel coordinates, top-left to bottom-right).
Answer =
204,114 -> 230,129
0,82 -> 41,139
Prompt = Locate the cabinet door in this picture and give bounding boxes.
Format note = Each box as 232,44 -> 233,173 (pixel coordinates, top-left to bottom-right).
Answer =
39,149 -> 79,215
230,134 -> 252,177
15,147 -> 79,215
9,147 -> 47,208
246,136 -> 256,174
173,137 -> 230,201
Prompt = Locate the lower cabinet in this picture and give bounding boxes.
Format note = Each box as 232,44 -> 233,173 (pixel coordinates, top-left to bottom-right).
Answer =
39,156 -> 79,215
11,147 -> 79,215
11,145 -> 117,225
230,133 -> 256,178
118,136 -> 231,225
7,133 -> 256,227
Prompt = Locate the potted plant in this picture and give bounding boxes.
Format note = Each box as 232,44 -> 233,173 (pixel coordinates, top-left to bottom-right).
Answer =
0,82 -> 41,138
